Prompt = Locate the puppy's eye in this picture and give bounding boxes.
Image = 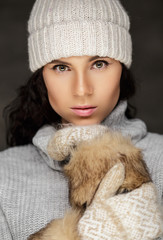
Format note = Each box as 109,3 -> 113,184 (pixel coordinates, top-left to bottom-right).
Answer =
121,188 -> 130,194
60,154 -> 71,166
82,202 -> 87,210
72,144 -> 77,150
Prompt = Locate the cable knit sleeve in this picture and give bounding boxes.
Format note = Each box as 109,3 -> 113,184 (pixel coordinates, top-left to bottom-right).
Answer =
0,206 -> 12,239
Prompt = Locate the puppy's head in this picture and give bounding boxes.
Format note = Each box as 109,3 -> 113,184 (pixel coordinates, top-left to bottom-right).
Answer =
61,131 -> 151,210
62,138 -> 115,210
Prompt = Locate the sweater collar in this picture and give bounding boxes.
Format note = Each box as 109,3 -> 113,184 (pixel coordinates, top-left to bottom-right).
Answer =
32,101 -> 147,170
102,101 -> 147,143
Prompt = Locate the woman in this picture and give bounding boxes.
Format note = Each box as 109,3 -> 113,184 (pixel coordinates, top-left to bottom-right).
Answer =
0,0 -> 163,239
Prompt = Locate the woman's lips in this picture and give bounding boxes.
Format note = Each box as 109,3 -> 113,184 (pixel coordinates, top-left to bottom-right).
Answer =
71,106 -> 97,117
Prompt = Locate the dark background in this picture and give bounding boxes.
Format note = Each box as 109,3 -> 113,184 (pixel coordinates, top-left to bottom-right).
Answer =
0,0 -> 163,150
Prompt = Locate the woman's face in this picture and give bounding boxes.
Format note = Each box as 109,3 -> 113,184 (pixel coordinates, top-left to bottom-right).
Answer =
43,55 -> 122,125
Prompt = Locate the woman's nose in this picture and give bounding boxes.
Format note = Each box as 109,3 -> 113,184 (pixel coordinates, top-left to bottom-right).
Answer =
73,72 -> 93,97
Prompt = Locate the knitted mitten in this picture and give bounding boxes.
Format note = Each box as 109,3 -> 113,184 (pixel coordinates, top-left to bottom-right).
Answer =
47,124 -> 108,161
78,163 -> 163,240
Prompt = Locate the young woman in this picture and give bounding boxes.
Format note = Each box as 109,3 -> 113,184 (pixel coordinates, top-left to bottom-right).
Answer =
0,0 -> 163,239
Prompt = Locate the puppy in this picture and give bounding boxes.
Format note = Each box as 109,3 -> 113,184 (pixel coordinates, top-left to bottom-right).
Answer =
63,131 -> 151,209
28,131 -> 151,240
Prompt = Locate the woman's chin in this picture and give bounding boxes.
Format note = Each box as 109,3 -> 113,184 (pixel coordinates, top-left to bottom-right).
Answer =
68,118 -> 101,126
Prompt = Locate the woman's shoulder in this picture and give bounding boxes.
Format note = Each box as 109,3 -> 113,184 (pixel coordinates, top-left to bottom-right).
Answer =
139,131 -> 163,168
0,144 -> 43,175
147,132 -> 163,145
138,132 -> 163,198
0,144 -> 39,162
0,144 -> 58,198
137,131 -> 163,153
144,132 -> 163,169
0,145 -> 42,198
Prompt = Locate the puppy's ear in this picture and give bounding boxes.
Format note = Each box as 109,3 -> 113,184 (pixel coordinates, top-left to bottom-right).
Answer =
63,143 -> 108,209
69,179 -> 101,210
65,156 -> 102,209
118,148 -> 151,193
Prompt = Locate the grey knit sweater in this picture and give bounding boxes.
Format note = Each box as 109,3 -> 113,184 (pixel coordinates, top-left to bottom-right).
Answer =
0,101 -> 163,240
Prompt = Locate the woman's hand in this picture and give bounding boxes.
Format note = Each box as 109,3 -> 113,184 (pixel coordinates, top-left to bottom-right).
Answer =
47,124 -> 108,161
78,163 -> 163,240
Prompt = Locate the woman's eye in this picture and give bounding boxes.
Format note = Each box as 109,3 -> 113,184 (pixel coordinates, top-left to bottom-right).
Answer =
52,65 -> 69,72
93,60 -> 109,69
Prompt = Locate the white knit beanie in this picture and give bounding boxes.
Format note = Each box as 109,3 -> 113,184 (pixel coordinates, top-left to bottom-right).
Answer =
28,0 -> 132,72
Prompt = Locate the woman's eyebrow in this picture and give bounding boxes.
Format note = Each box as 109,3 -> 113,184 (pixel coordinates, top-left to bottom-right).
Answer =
50,59 -> 72,65
50,56 -> 108,65
88,56 -> 110,61
88,55 -> 100,61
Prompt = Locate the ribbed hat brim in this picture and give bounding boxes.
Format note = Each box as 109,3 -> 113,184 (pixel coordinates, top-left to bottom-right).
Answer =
28,20 -> 132,72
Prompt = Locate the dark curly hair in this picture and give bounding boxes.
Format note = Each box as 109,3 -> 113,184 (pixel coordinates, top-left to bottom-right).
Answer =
3,64 -> 136,147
